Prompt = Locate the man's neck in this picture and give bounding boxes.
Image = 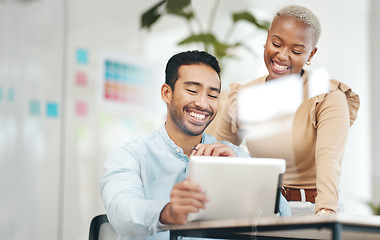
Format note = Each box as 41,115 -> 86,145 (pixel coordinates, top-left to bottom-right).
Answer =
164,122 -> 202,157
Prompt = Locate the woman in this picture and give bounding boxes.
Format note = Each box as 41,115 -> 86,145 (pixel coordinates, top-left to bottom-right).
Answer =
215,5 -> 360,216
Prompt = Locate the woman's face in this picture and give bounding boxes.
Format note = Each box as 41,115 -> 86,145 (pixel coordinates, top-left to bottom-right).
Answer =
264,16 -> 318,81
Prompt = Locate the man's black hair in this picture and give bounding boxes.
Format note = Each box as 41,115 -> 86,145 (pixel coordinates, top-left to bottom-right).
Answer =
165,50 -> 221,90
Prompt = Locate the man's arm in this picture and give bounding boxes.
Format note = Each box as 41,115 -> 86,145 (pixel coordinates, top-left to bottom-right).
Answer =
100,146 -> 168,235
159,142 -> 242,224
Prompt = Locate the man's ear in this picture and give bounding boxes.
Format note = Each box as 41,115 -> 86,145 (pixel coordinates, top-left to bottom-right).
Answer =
161,83 -> 172,104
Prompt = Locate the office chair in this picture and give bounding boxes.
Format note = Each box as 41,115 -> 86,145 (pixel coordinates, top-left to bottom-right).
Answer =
89,214 -> 117,240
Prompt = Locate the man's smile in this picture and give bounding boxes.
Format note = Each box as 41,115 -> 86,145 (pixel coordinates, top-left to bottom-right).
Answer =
186,110 -> 210,124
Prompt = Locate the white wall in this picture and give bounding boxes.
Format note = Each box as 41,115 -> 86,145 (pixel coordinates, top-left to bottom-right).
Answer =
0,0 -> 65,239
0,0 -> 374,240
370,0 -> 380,204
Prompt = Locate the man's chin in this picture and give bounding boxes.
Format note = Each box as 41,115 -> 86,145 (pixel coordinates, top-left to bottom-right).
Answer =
185,129 -> 205,137
182,119 -> 213,136
184,125 -> 207,136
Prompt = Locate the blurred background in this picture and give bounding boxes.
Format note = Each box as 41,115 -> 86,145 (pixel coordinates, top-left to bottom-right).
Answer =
0,0 -> 379,239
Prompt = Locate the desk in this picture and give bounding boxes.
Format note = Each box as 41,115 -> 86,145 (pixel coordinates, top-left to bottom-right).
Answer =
159,215 -> 380,240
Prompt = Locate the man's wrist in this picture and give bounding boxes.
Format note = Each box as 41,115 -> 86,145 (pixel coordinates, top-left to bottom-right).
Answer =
159,203 -> 171,224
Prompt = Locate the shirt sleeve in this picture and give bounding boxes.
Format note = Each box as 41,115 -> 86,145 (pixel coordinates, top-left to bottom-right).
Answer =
314,90 -> 350,213
100,145 -> 168,236
223,141 -> 251,158
215,83 -> 244,145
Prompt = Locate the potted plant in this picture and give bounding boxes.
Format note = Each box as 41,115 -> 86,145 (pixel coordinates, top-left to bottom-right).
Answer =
140,0 -> 270,70
368,202 -> 380,215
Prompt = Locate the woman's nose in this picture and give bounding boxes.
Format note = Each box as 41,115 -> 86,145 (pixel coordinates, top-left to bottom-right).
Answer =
277,48 -> 289,61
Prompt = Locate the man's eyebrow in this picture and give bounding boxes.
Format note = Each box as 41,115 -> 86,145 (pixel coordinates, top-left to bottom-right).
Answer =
272,35 -> 306,48
183,81 -> 221,93
210,86 -> 221,93
183,81 -> 201,86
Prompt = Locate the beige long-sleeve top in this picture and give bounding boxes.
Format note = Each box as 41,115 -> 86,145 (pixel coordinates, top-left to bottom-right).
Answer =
215,71 -> 360,213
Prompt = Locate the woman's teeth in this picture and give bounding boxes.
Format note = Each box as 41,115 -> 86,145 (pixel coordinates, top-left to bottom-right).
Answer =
273,62 -> 289,71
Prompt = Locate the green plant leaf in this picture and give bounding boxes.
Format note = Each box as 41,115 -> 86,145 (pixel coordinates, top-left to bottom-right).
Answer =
214,43 -> 231,59
232,11 -> 270,30
166,0 -> 191,10
368,202 -> 380,215
177,33 -> 235,59
141,0 -> 166,29
178,33 -> 219,45
167,9 -> 194,20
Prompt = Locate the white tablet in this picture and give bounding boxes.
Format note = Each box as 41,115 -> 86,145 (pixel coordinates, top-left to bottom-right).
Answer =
187,156 -> 285,222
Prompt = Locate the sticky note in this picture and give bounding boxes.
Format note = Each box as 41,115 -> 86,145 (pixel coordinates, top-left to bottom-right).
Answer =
76,71 -> 87,87
46,102 -> 59,118
29,100 -> 40,116
76,48 -> 89,64
75,126 -> 88,140
75,101 -> 87,117
99,113 -> 112,127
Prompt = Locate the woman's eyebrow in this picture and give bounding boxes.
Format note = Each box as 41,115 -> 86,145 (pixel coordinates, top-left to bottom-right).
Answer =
271,35 -> 283,41
271,35 -> 306,48
292,43 -> 306,48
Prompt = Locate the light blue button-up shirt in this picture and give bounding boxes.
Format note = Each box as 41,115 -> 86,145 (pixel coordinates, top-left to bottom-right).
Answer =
100,125 -> 290,240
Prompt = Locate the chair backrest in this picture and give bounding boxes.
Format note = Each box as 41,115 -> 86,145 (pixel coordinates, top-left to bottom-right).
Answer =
89,214 -> 117,240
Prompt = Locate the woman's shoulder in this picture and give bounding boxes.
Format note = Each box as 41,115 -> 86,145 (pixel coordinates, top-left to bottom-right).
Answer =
241,75 -> 267,89
228,75 -> 267,95
328,79 -> 360,126
309,79 -> 360,127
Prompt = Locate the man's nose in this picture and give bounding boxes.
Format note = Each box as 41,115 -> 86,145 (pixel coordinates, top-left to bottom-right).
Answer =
194,94 -> 208,109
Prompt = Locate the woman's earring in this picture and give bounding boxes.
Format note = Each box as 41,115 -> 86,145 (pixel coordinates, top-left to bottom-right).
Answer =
263,44 -> 266,48
306,60 -> 311,65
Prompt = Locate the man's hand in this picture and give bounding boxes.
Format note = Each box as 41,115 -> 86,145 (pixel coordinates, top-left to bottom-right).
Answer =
159,179 -> 209,225
191,143 -> 237,157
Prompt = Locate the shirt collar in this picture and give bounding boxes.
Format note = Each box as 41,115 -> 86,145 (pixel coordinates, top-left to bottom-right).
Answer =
158,124 -> 207,155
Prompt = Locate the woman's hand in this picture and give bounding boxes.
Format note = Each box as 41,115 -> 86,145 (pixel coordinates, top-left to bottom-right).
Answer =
316,208 -> 334,216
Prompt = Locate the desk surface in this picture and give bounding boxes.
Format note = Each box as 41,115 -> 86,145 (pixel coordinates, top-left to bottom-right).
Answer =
160,215 -> 380,240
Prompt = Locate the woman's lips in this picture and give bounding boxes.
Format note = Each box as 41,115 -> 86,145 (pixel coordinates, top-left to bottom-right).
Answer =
271,61 -> 290,74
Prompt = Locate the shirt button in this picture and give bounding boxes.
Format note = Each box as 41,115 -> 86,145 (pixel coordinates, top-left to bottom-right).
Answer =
176,148 -> 181,153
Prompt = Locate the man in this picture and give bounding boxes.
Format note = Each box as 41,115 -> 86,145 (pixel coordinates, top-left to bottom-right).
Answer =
100,50 -> 290,240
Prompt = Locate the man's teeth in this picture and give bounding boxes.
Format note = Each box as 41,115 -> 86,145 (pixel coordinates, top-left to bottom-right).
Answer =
189,111 -> 205,120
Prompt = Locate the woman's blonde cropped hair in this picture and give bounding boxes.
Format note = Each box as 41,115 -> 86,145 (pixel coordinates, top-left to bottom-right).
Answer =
271,5 -> 321,47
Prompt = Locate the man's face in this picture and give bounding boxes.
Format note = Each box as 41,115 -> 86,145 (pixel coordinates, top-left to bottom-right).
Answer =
167,64 -> 220,136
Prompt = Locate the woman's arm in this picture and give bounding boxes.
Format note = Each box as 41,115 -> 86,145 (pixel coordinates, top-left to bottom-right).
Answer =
314,89 -> 350,213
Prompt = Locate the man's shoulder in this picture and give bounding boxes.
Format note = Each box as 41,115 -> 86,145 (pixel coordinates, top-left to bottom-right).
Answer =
203,132 -> 237,147
202,132 -> 218,143
121,128 -> 160,143
113,129 -> 162,153
203,133 -> 250,158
